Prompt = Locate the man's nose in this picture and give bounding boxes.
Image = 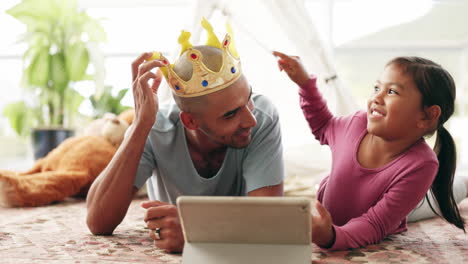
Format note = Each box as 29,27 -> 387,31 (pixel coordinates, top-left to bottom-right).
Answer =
240,106 -> 257,128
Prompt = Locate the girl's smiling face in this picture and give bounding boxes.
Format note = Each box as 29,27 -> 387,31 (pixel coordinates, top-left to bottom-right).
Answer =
367,64 -> 426,140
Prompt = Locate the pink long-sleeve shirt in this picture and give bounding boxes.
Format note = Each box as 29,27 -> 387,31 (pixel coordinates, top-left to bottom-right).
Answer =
300,76 -> 438,250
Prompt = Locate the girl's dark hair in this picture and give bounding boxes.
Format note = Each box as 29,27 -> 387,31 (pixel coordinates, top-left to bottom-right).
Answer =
387,56 -> 465,232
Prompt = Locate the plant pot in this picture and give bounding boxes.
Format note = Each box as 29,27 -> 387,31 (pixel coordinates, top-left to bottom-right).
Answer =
32,128 -> 75,160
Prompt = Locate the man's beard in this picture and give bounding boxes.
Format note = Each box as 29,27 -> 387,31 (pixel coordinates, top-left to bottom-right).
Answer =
201,127 -> 252,149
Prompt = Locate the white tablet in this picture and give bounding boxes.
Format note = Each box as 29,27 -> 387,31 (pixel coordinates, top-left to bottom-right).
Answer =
177,196 -> 312,264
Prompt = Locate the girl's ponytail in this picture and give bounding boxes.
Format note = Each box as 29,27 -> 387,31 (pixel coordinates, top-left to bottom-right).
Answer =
429,126 -> 465,231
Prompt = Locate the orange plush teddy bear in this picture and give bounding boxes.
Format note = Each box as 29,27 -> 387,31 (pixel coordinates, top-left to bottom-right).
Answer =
0,110 -> 134,207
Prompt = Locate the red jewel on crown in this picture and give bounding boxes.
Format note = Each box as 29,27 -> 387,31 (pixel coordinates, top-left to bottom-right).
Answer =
224,39 -> 229,46
191,53 -> 197,59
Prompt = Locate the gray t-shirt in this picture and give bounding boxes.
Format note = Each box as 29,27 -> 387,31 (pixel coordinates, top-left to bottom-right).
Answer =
133,94 -> 284,204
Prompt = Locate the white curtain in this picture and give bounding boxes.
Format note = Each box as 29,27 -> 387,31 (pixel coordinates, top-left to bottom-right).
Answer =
260,0 -> 359,116
164,0 -> 358,148
187,0 -> 358,115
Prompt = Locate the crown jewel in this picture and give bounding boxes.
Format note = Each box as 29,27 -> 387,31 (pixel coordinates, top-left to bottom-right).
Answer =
149,18 -> 241,98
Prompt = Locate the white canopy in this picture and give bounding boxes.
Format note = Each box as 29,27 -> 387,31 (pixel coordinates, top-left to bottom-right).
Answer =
161,0 -> 359,148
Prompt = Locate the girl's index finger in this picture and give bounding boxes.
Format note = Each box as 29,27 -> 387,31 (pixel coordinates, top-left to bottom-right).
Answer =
272,51 -> 289,59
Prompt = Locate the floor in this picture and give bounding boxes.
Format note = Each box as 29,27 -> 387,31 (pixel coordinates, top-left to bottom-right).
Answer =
1,197 -> 467,264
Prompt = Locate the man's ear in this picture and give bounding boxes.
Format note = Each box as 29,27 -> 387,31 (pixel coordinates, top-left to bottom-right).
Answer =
417,105 -> 441,130
180,111 -> 199,130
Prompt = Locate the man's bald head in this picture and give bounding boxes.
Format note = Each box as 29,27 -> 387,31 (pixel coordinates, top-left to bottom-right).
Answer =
173,45 -> 223,81
172,45 -> 224,113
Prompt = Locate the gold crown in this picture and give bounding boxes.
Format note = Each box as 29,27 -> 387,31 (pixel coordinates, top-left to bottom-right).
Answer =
149,18 -> 242,98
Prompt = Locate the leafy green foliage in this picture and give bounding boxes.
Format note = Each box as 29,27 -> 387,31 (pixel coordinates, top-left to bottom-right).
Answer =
90,86 -> 131,119
3,0 -> 106,136
2,102 -> 39,137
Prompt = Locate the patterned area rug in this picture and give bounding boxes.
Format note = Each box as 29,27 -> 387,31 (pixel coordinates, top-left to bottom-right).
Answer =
314,200 -> 468,264
0,198 -> 467,264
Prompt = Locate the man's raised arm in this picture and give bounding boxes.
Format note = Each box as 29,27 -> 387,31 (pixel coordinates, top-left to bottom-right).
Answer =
86,52 -> 165,235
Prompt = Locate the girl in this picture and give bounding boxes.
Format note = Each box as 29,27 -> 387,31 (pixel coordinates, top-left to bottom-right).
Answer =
273,51 -> 466,250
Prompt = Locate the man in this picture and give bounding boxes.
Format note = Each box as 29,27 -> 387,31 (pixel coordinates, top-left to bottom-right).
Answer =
86,19 -> 284,253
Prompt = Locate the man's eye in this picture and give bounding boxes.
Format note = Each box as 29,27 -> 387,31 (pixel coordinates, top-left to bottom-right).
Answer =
225,112 -> 236,119
373,85 -> 380,92
388,89 -> 397,94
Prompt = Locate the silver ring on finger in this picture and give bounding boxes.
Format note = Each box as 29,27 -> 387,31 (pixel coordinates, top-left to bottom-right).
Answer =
154,228 -> 161,240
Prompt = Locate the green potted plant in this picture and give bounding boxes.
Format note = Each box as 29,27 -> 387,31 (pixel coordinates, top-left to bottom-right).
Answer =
89,85 -> 131,119
3,0 -> 106,159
